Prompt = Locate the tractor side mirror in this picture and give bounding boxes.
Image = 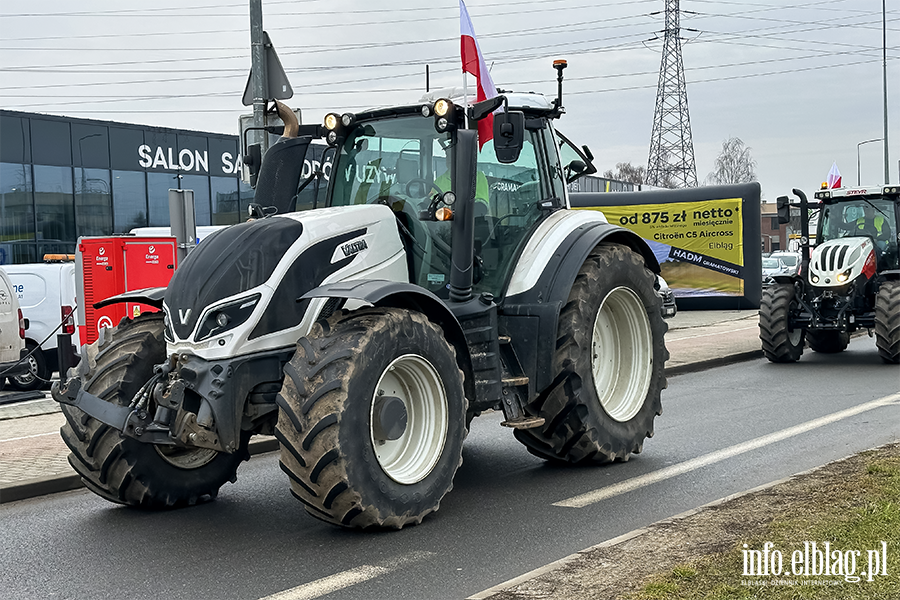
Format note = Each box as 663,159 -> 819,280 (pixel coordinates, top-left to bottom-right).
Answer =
776,195 -> 791,225
493,110 -> 525,164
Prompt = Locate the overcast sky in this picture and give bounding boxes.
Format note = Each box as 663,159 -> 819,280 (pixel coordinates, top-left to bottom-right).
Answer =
1,0 -> 898,200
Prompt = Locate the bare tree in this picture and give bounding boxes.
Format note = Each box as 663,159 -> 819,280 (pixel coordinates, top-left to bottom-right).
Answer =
705,137 -> 757,185
602,162 -> 646,185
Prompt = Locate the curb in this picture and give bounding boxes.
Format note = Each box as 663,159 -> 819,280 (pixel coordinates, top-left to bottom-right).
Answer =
664,349 -> 763,377
0,437 -> 280,505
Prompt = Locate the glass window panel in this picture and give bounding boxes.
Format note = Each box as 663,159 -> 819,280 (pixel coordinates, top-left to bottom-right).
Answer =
177,134 -> 210,175
0,163 -> 35,265
31,119 -> 72,166
75,168 -> 112,236
0,115 -> 31,164
109,127 -> 145,171
143,131 -> 178,172
72,124 -> 110,169
112,170 -> 147,233
239,179 -> 255,217
180,174 -> 211,226
33,165 -> 75,243
148,172 -> 181,226
209,137 -> 240,177
211,176 -> 240,225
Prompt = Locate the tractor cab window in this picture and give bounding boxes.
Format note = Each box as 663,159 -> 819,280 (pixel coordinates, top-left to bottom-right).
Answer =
472,133 -> 546,297
820,198 -> 898,269
330,116 -> 453,291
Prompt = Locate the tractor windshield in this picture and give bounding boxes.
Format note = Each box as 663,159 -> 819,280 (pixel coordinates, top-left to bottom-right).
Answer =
820,198 -> 898,269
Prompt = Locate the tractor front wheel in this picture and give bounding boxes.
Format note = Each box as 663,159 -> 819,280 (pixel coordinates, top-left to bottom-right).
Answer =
759,283 -> 805,362
276,308 -> 466,529
60,313 -> 249,508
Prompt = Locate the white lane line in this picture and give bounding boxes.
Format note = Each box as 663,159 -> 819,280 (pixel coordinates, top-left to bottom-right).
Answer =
258,551 -> 434,600
554,392 -> 900,509
0,431 -> 60,443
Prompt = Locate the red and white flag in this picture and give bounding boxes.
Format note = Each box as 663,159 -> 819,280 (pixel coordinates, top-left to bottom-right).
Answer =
460,0 -> 498,148
827,161 -> 842,189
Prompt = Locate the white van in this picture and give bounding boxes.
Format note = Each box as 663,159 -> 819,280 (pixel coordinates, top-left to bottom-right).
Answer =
3,260 -> 79,391
0,267 -> 28,391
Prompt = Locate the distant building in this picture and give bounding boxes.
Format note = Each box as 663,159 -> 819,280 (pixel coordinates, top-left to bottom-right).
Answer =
760,201 -> 789,253
0,110 -> 251,265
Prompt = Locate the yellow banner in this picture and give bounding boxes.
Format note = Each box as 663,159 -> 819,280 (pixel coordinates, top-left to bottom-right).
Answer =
578,197 -> 745,297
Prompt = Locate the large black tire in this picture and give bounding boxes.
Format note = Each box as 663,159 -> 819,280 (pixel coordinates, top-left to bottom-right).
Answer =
759,282 -> 805,362
874,280 -> 900,364
276,308 -> 466,529
60,312 -> 249,509
513,244 -> 668,464
7,342 -> 51,391
807,330 -> 850,353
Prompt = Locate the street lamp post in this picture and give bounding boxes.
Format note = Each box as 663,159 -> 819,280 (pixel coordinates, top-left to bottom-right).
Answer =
857,138 -> 883,185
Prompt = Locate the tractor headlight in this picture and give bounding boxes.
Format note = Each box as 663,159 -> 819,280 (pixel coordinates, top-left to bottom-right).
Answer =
811,274 -> 820,284
836,268 -> 852,283
436,117 -> 449,132
341,113 -> 355,127
326,130 -> 339,146
421,104 -> 433,118
434,98 -> 453,117
196,294 -> 261,342
324,113 -> 340,130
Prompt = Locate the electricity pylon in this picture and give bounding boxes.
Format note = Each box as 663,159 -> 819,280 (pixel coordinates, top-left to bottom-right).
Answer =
646,0 -> 698,188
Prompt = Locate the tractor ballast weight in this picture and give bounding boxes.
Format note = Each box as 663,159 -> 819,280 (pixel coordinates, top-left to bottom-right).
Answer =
53,64 -> 669,528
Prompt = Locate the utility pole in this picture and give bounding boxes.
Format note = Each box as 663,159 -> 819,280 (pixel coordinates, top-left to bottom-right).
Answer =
250,0 -> 269,156
882,0 -> 890,184
646,0 -> 698,188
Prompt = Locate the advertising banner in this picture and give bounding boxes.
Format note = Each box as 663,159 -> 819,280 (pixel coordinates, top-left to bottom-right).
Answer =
570,183 -> 761,310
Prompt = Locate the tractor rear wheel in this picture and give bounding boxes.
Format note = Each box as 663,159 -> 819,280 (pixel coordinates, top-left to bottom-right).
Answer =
759,282 -> 805,362
807,330 -> 850,353
60,312 -> 249,508
276,308 -> 466,529
514,243 -> 667,464
874,280 -> 900,364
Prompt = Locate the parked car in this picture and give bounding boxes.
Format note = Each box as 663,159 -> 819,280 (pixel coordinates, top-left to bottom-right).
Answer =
3,259 -> 79,391
762,257 -> 788,283
656,275 -> 677,318
770,251 -> 801,275
0,267 -> 28,391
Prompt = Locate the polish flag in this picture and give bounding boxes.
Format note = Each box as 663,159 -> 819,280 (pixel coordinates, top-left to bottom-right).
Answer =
827,162 -> 842,189
460,0 -> 498,149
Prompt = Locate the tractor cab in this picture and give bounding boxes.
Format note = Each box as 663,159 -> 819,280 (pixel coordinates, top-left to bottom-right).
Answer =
319,92 -> 592,301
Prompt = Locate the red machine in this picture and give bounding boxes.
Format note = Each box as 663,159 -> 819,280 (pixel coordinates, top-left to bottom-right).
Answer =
76,237 -> 177,345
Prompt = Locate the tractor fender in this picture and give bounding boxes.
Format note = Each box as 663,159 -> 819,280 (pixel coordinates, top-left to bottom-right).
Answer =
503,221 -> 659,396
301,280 -> 474,401
94,286 -> 167,310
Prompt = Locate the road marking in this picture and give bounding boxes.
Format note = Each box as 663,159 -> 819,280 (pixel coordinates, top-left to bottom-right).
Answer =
0,432 -> 60,443
258,551 -> 434,600
554,392 -> 900,509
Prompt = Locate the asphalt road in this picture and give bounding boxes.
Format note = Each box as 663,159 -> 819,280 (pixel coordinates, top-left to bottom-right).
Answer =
1,336 -> 898,600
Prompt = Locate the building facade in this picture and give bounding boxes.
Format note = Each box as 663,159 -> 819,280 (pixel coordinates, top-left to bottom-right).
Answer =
0,110 -> 252,265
